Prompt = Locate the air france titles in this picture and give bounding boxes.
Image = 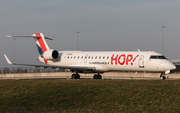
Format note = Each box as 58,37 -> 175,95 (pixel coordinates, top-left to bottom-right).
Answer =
89,62 -> 107,65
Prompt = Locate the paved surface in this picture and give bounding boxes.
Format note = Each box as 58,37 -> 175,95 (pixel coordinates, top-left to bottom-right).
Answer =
1,72 -> 180,80
0,76 -> 178,80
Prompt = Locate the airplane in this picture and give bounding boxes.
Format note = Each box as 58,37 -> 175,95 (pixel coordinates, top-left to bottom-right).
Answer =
4,33 -> 176,80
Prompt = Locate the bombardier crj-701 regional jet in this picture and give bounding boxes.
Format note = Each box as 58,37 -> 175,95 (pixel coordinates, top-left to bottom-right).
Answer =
4,33 -> 176,80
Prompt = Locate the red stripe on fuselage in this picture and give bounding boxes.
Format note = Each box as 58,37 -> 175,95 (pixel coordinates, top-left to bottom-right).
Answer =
35,33 -> 47,53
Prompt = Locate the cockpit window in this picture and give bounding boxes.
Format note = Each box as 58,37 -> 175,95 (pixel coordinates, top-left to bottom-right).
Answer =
150,56 -> 158,59
158,56 -> 166,59
150,55 -> 167,59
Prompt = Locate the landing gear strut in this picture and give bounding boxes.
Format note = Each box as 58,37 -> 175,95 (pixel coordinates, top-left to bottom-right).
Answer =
71,73 -> 80,79
93,73 -> 102,79
160,73 -> 166,80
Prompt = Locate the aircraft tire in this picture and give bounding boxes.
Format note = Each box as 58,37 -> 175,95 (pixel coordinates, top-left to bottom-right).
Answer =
72,74 -> 76,79
163,76 -> 166,79
160,76 -> 163,80
98,75 -> 102,79
160,76 -> 166,80
76,74 -> 80,79
93,75 -> 102,79
93,75 -> 97,79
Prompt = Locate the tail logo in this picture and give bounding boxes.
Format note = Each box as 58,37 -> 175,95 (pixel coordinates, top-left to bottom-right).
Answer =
35,33 -> 47,53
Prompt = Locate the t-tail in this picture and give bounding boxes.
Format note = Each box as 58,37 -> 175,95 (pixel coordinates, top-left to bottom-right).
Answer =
32,33 -> 50,55
32,33 -> 59,64
7,33 -> 59,64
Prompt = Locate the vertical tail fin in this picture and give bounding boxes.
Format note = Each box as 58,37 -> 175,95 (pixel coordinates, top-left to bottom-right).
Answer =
32,33 -> 50,55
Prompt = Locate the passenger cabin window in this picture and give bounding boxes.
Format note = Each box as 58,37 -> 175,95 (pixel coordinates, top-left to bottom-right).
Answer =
150,56 -> 167,59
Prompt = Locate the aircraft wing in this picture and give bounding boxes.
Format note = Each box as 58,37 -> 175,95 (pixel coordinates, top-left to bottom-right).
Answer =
4,54 -> 96,70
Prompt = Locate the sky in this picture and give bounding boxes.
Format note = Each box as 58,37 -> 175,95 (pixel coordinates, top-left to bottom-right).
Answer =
1,0 -> 180,68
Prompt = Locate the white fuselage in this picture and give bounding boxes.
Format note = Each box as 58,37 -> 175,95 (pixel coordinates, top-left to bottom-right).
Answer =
38,51 -> 176,73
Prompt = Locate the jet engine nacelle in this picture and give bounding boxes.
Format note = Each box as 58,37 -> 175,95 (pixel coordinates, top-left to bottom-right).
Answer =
43,50 -> 59,60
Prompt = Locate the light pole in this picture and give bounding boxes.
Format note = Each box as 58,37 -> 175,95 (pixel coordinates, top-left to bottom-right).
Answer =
13,38 -> 16,79
162,26 -> 165,55
77,31 -> 80,50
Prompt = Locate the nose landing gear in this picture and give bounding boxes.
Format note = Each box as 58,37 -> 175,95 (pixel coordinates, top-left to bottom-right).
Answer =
160,73 -> 166,80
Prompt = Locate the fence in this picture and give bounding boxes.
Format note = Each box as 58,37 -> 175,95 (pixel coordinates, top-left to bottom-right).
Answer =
174,65 -> 180,73
0,67 -> 66,74
1,65 -> 180,74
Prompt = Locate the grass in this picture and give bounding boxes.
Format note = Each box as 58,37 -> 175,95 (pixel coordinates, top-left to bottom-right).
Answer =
0,79 -> 180,112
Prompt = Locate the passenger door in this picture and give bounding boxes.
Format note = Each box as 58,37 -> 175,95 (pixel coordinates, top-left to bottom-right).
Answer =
139,55 -> 144,68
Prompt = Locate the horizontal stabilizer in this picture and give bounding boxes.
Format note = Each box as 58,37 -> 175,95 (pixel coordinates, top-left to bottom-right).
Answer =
7,35 -> 53,40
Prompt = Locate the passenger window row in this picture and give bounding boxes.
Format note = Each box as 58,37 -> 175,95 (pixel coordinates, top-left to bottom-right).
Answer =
64,56 -> 110,59
64,56 -> 133,60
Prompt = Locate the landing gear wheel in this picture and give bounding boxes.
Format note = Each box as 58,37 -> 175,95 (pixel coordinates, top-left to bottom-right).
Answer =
72,74 -> 76,79
93,75 -> 97,79
160,73 -> 166,80
76,74 -> 80,79
98,75 -> 102,79
71,74 -> 80,79
93,74 -> 102,79
160,76 -> 166,80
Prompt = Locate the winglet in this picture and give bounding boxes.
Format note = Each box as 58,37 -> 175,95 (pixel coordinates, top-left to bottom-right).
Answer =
4,54 -> 12,64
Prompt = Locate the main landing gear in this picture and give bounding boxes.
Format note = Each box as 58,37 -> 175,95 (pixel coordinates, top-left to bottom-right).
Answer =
71,73 -> 102,79
71,73 -> 80,79
160,73 -> 166,80
93,73 -> 102,79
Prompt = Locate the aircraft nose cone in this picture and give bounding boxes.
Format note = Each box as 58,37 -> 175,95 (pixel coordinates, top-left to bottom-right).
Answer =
170,64 -> 176,70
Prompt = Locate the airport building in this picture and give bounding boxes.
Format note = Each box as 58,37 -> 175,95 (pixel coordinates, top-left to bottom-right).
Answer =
171,59 -> 180,72
171,59 -> 180,65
